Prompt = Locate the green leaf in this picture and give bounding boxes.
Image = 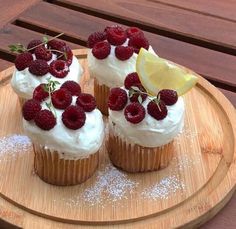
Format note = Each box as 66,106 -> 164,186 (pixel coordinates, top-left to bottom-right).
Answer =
138,95 -> 142,104
54,81 -> 60,85
45,102 -> 51,109
43,36 -> 49,43
131,86 -> 140,91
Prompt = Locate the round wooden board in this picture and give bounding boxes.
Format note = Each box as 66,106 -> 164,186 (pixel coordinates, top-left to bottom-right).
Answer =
0,49 -> 235,229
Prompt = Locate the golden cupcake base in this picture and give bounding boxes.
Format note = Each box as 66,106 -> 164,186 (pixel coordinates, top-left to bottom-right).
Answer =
108,133 -> 174,173
33,144 -> 99,186
93,79 -> 110,116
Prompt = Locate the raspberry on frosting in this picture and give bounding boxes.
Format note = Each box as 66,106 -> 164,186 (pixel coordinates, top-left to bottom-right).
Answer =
108,87 -> 128,111
158,89 -> 178,106
62,105 -> 86,130
76,93 -> 96,112
47,39 -> 66,50
124,102 -> 145,124
35,109 -> 56,130
147,100 -> 167,120
33,84 -> 49,102
27,40 -> 42,53
115,46 -> 134,61
106,26 -> 127,46
49,60 -> 69,78
128,34 -> 149,53
57,45 -> 73,66
126,27 -> 144,38
51,88 -> 72,109
124,72 -> 141,89
92,41 -> 111,59
35,46 -> 52,61
87,31 -> 107,48
15,52 -> 33,71
22,99 -> 42,121
29,59 -> 49,76
61,81 -> 81,96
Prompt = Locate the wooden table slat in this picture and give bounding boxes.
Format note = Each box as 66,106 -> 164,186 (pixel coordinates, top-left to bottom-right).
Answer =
13,1 -> 236,90
53,0 -> 236,54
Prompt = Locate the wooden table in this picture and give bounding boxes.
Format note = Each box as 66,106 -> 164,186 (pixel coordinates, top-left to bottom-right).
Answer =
0,0 -> 235,228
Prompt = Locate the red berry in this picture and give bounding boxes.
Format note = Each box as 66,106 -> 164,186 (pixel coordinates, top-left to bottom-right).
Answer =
61,81 -> 81,96
22,99 -> 41,121
128,34 -> 149,53
124,102 -> 145,124
104,25 -> 123,33
35,46 -> 52,61
147,100 -> 167,120
27,40 -> 42,53
51,88 -> 72,109
57,45 -> 73,66
129,84 -> 147,103
47,39 -> 66,50
92,41 -> 111,59
124,72 -> 141,89
15,52 -> 33,71
35,109 -> 56,130
49,60 -> 69,78
106,26 -> 127,45
33,84 -> 49,102
115,46 -> 134,60
158,89 -> 178,105
29,59 -> 49,76
62,105 -> 86,130
87,31 -> 107,48
126,27 -> 144,38
76,93 -> 96,112
108,88 -> 128,111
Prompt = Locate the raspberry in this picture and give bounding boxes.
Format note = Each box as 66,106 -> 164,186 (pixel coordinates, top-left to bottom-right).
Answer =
29,59 -> 49,76
126,27 -> 144,38
62,105 -> 86,130
106,26 -> 127,45
87,31 -> 106,48
158,89 -> 178,106
49,60 -> 69,78
129,84 -> 147,103
104,25 -> 123,33
15,52 -> 33,71
27,40 -> 42,53
35,110 -> 56,130
33,84 -> 49,102
57,45 -> 73,66
47,39 -> 66,50
124,102 -> 145,124
92,41 -> 111,59
51,88 -> 72,109
61,81 -> 81,96
108,88 -> 128,111
115,46 -> 134,61
22,99 -> 41,121
147,100 -> 167,120
128,34 -> 149,53
35,46 -> 52,61
76,93 -> 96,112
124,72 -> 141,89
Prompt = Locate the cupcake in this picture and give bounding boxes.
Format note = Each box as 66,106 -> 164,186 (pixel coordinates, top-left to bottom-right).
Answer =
22,80 -> 104,185
11,38 -> 83,107
87,25 -> 156,115
107,73 -> 185,172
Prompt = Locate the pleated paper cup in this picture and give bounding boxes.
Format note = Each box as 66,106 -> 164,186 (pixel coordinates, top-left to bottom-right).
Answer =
93,79 -> 110,116
108,133 -> 174,173
33,144 -> 99,186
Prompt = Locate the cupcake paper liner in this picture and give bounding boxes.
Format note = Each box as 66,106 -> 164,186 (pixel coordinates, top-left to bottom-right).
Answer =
18,97 -> 27,108
33,144 -> 99,186
108,132 -> 174,173
94,79 -> 110,115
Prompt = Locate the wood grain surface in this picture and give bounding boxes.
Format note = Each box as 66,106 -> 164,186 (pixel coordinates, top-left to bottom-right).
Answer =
0,49 -> 235,228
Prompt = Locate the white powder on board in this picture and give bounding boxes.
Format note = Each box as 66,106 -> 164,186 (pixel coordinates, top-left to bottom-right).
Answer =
0,134 -> 31,161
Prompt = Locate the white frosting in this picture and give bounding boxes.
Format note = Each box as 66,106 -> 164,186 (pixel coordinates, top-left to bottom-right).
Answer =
88,40 -> 157,88
109,90 -> 185,147
23,97 -> 104,159
11,55 -> 83,100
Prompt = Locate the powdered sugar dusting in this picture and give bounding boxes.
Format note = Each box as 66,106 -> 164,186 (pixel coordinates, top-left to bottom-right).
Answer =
141,175 -> 185,200
0,134 -> 31,161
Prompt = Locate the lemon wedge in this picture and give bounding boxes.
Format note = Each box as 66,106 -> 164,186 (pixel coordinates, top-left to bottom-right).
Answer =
136,48 -> 198,96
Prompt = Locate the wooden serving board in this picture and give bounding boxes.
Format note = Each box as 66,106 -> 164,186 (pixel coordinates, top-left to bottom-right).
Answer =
0,49 -> 235,229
